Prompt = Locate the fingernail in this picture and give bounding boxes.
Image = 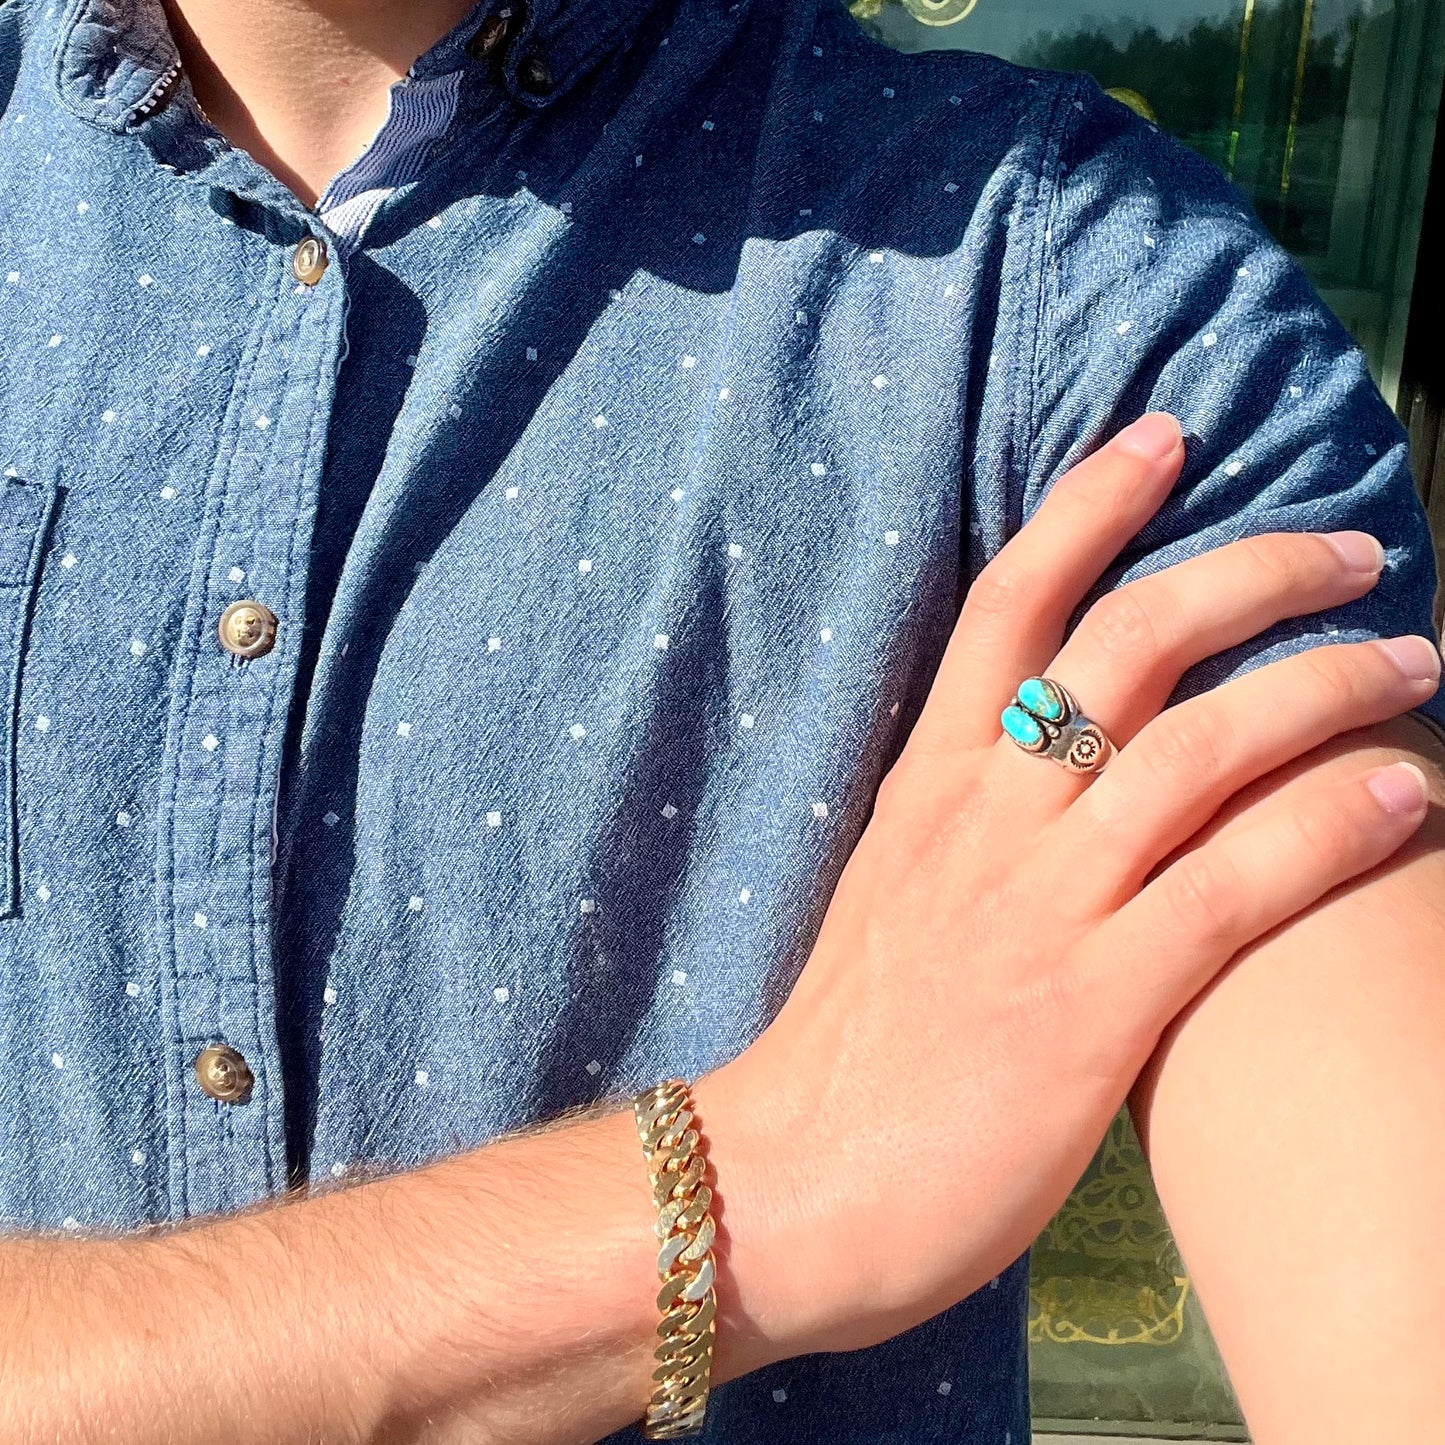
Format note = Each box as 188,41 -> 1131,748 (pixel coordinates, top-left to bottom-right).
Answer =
1321,530 -> 1385,575
1115,413 -> 1183,462
1378,635 -> 1442,683
1367,761 -> 1430,815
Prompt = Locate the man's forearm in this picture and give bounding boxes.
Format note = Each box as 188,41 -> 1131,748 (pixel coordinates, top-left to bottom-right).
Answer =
0,1092 -> 783,1445
1129,715 -> 1445,1444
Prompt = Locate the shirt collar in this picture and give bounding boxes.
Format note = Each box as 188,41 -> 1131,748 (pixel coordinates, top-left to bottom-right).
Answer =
410,0 -> 495,81
50,0 -> 659,133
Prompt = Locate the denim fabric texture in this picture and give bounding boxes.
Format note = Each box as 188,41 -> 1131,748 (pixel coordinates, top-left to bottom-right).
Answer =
2,0 -> 1442,1438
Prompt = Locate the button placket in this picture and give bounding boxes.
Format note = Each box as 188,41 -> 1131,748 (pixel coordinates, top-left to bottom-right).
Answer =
155,235 -> 349,1219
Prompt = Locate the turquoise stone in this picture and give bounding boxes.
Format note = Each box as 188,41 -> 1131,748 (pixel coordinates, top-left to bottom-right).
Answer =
1018,676 -> 1066,722
1001,705 -> 1045,750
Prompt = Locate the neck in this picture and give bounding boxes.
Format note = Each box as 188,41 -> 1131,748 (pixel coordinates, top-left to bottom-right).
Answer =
160,0 -> 481,205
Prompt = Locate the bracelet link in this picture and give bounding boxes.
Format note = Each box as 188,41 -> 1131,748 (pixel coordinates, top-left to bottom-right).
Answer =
633,1078 -> 718,1439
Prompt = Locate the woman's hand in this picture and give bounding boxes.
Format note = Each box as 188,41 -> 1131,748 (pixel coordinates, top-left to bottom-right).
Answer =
694,412 -> 1440,1375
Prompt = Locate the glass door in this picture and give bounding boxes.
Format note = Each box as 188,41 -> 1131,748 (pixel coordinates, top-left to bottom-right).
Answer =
851,0 -> 1445,1435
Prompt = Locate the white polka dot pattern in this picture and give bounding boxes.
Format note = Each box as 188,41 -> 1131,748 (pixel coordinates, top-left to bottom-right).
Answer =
0,7 -> 1435,1434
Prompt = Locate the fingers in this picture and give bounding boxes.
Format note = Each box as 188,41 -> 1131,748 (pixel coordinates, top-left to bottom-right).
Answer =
1063,635 -> 1442,903
1088,757 -> 1432,1035
1032,529 -> 1387,754
909,414 -> 1186,754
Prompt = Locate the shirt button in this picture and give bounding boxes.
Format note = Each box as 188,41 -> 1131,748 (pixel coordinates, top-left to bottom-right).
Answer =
467,12 -> 510,59
194,1044 -> 254,1103
218,599 -> 279,659
517,53 -> 553,94
291,235 -> 329,286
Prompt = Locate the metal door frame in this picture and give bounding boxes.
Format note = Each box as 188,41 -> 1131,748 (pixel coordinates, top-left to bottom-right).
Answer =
1398,68 -> 1445,626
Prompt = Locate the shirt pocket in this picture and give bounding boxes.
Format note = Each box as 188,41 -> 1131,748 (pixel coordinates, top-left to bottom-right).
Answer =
0,476 -> 59,919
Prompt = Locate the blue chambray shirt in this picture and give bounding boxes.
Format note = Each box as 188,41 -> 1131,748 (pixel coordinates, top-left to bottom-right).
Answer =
2,0 -> 1443,1438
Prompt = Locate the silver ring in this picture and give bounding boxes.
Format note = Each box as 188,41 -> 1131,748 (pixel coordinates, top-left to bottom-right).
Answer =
1001,676 -> 1115,776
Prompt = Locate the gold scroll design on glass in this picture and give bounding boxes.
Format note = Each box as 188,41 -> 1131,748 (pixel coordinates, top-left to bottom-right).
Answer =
1105,88 -> 1158,125
848,0 -> 979,26
634,1080 -> 718,1439
1028,1111 -> 1191,1347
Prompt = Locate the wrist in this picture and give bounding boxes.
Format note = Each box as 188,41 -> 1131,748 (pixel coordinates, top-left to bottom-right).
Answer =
689,1062 -> 852,1379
